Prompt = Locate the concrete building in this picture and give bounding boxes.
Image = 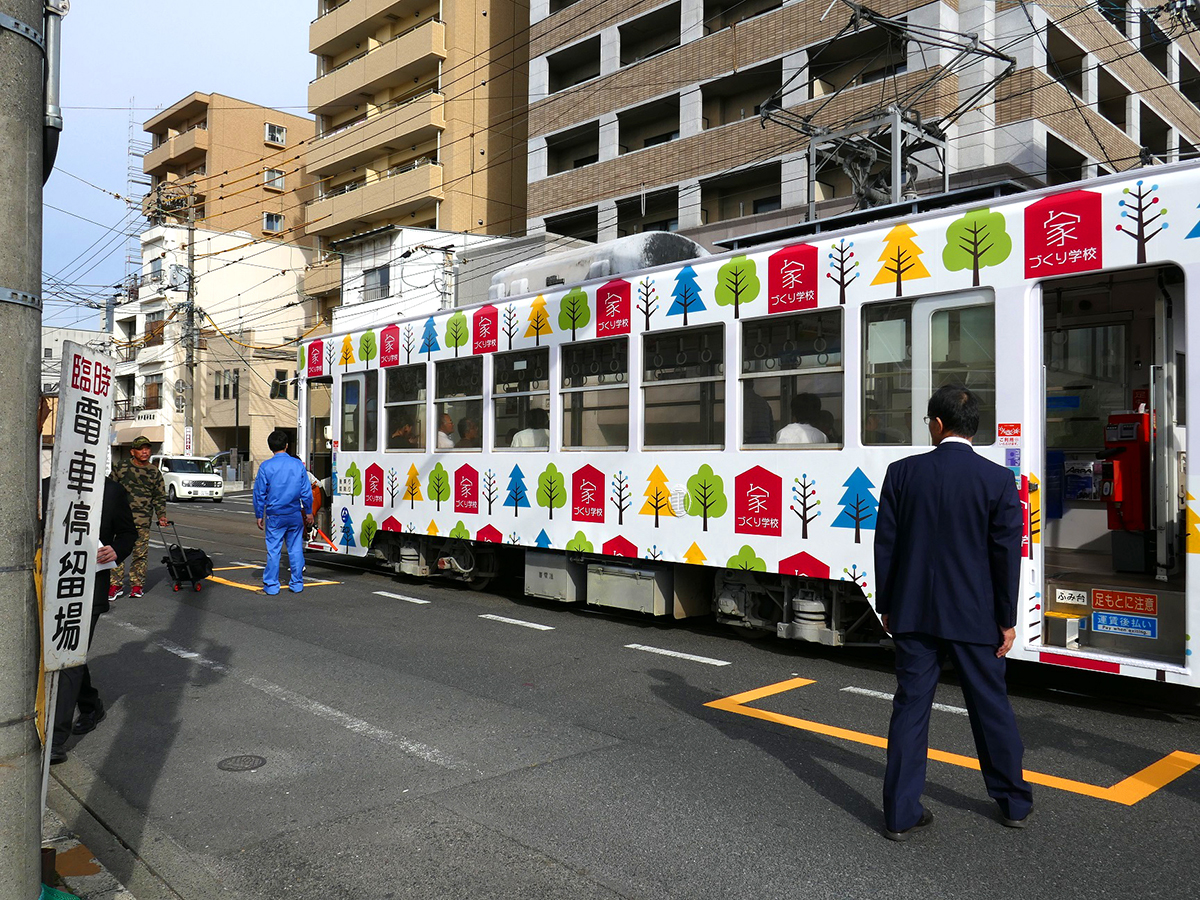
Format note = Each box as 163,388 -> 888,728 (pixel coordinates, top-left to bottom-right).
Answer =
302,0 -> 531,321
109,224 -> 313,476
143,92 -> 315,243
523,0 -> 1200,248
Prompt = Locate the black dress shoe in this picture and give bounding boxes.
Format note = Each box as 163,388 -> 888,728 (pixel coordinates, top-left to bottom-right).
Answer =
1001,804 -> 1033,828
884,809 -> 935,842
73,706 -> 106,735
50,747 -> 67,765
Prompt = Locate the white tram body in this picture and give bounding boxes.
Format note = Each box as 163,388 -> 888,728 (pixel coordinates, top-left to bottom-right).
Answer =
299,163 -> 1200,686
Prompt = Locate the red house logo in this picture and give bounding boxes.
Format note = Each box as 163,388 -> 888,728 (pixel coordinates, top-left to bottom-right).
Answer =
365,463 -> 384,507
597,280 -> 631,336
602,535 -> 638,558
477,524 -> 503,543
381,516 -> 403,533
778,551 -> 830,578
473,305 -> 498,354
454,464 -> 479,514
380,324 -> 400,368
307,340 -> 324,377
1024,191 -> 1103,277
572,464 -> 605,522
734,466 -> 782,536
768,244 -> 818,313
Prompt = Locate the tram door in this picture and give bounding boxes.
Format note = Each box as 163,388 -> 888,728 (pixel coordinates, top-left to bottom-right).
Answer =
1039,266 -> 1187,665
306,378 -> 334,542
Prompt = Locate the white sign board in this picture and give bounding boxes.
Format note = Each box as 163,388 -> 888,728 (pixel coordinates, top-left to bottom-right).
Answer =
42,342 -> 116,671
184,425 -> 193,455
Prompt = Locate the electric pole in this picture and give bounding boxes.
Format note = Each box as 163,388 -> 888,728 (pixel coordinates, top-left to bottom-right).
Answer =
0,1 -> 61,896
185,185 -> 196,438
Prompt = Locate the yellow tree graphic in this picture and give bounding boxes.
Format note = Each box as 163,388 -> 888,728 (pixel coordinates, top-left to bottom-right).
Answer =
871,223 -> 931,297
339,334 -> 357,370
1187,493 -> 1200,554
524,294 -> 551,346
640,465 -> 675,527
403,464 -> 423,508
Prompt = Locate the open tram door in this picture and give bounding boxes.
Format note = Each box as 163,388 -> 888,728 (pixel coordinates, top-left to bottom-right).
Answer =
305,376 -> 334,548
1038,266 -> 1188,670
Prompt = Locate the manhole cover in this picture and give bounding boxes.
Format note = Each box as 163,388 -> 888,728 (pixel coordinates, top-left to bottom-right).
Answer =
217,754 -> 266,772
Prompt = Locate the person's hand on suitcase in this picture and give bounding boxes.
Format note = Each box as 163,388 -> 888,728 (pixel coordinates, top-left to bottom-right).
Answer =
158,515 -> 168,527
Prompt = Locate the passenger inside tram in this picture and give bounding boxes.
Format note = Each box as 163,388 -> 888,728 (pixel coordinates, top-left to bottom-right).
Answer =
457,417 -> 481,448
776,393 -> 828,444
511,407 -> 550,448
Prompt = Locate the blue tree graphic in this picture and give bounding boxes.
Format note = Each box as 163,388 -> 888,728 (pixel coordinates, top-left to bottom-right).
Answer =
340,507 -> 357,548
666,265 -> 705,326
420,316 -> 440,358
535,529 -> 552,548
831,467 -> 878,544
504,464 -> 530,516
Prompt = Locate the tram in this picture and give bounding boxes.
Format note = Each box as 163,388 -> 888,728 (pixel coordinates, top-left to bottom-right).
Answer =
299,162 -> 1200,686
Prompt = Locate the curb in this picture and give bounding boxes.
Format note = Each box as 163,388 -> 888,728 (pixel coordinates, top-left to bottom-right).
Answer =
43,807 -> 136,900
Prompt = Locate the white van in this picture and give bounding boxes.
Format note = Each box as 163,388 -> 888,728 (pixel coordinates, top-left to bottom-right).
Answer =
151,455 -> 225,502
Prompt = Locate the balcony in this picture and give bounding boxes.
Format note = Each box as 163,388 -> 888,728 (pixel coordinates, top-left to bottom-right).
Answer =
113,398 -> 138,420
143,124 -> 209,178
305,91 -> 445,176
310,0 -> 425,57
304,257 -> 343,297
309,18 -> 446,117
304,159 -> 443,236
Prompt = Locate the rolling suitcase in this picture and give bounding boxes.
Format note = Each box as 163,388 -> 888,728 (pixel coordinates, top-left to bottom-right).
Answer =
158,520 -> 213,592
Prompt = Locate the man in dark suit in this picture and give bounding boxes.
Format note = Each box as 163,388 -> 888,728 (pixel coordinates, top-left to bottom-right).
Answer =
873,385 -> 1033,840
51,476 -> 137,763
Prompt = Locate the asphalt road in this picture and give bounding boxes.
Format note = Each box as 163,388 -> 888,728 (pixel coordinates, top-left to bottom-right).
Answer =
47,492 -> 1200,900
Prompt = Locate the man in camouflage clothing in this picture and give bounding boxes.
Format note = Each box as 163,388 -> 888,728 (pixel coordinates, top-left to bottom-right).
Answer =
110,435 -> 168,598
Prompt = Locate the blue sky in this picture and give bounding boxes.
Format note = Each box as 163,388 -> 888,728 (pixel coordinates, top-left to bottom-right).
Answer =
42,3 -> 316,330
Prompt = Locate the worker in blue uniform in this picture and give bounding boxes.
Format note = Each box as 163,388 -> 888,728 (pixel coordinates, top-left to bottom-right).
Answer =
253,430 -> 315,595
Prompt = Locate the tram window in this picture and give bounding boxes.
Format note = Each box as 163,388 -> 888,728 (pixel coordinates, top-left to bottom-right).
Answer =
561,337 -> 628,449
931,306 -> 995,443
384,364 -> 426,450
741,310 -> 843,447
339,374 -> 377,451
494,348 -> 550,450
644,325 -> 724,448
434,357 -> 483,450
863,301 -> 912,445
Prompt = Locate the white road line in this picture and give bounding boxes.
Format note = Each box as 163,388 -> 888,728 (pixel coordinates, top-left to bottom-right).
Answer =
110,620 -> 462,769
840,685 -> 969,716
375,590 -> 431,605
479,614 -> 554,631
624,643 -> 731,667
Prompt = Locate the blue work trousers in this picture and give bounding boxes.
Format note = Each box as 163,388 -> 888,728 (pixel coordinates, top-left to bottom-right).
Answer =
263,512 -> 305,594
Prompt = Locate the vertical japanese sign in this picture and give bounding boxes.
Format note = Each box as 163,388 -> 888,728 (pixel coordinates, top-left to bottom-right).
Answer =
596,280 -> 631,336
184,425 -> 193,455
307,339 -> 325,377
734,466 -> 783,537
768,244 -> 818,313
380,325 -> 401,368
473,305 -> 498,354
1024,191 -> 1103,277
42,342 -> 115,671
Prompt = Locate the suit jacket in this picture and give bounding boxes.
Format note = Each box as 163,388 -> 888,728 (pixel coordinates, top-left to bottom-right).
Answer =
94,478 -> 137,615
873,441 -> 1023,644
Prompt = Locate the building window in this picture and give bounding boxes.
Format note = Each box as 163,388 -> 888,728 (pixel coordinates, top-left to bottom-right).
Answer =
561,338 -> 628,449
434,357 -> 483,450
265,123 -> 287,145
264,212 -> 284,232
145,311 -> 165,347
44,347 -> 53,358
272,369 -> 288,400
494,348 -> 549,449
150,256 -> 163,279
264,168 -> 286,191
363,265 -> 390,302
643,324 -> 724,448
214,370 -> 222,401
385,364 -> 427,450
222,369 -> 231,400
742,310 -> 843,447
341,373 -> 378,452
144,374 -> 163,411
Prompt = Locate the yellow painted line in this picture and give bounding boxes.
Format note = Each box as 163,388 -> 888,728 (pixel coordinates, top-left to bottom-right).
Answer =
213,565 -> 258,571
206,575 -> 261,592
705,678 -> 1200,806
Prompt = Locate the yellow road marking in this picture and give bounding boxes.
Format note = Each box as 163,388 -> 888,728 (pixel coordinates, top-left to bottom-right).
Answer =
213,565 -> 257,571
205,575 -> 340,591
705,678 -> 1200,805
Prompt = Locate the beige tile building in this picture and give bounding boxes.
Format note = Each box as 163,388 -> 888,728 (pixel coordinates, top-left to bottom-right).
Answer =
143,92 -> 316,243
524,0 -> 1200,247
303,0 -> 531,318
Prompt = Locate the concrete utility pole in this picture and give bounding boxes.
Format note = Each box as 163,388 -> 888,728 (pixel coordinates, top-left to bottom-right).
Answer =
0,1 -> 55,895
185,188 -> 196,435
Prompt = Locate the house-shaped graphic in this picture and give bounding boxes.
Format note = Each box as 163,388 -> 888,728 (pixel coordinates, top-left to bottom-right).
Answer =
778,551 -> 830,578
381,516 -> 403,532
477,524 -> 503,543
602,535 -> 638,558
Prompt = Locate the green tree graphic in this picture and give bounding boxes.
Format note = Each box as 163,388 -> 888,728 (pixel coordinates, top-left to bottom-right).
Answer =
714,255 -> 760,319
726,544 -> 766,571
449,521 -> 471,540
943,208 -> 1012,287
428,462 -> 450,511
566,531 -> 593,553
686,464 -> 727,532
359,330 -> 378,368
359,513 -> 378,548
445,310 -> 469,357
536,463 -> 567,520
558,287 -> 591,339
345,462 -> 363,500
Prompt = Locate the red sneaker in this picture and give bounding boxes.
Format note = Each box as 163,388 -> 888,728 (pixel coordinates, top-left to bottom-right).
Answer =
110,584 -> 124,600
130,586 -> 144,599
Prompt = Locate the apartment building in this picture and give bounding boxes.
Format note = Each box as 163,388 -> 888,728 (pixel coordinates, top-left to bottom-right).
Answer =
143,92 -> 315,243
302,0 -> 531,319
524,0 -> 1200,247
109,224 -> 312,475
